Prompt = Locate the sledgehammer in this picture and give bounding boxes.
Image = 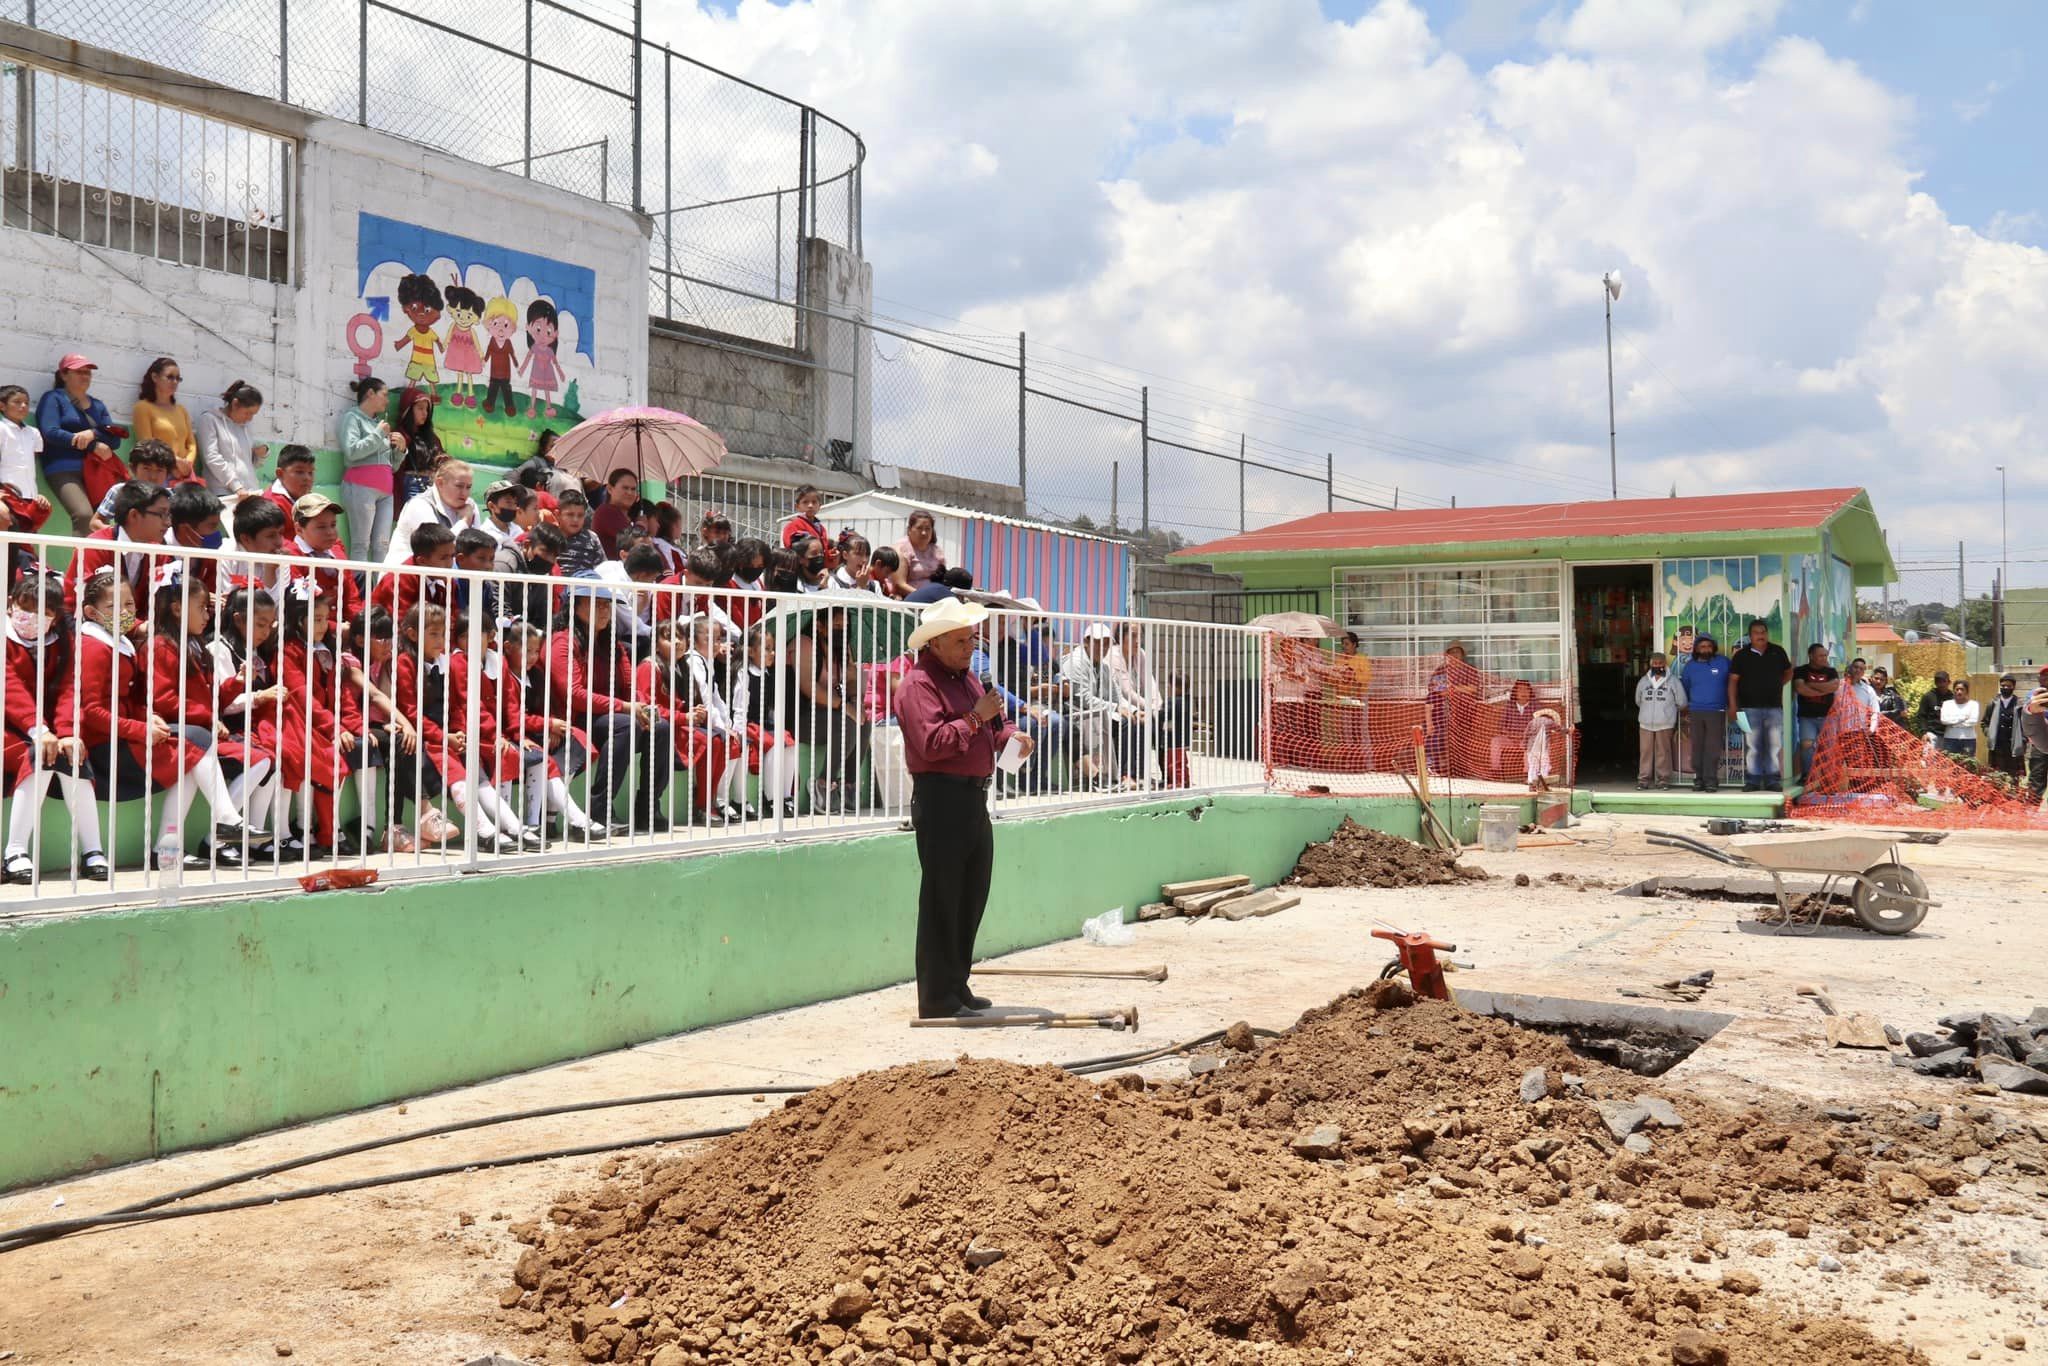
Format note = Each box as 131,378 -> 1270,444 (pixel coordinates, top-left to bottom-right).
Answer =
911,1006 -> 1140,1032
971,964 -> 1168,983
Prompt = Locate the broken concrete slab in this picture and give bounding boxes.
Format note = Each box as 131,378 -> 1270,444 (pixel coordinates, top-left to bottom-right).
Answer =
1289,1124 -> 1343,1159
1212,888 -> 1301,922
1908,1048 -> 1972,1079
1976,1057 -> 2048,1095
1160,874 -> 1250,900
1903,1031 -> 1955,1058
1596,1101 -> 1650,1142
1634,1094 -> 1684,1129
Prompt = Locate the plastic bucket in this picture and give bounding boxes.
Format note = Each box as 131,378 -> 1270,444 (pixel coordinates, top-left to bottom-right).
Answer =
1478,804 -> 1520,854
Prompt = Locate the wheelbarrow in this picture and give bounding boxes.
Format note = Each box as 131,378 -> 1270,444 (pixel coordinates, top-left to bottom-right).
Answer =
1643,829 -> 1936,935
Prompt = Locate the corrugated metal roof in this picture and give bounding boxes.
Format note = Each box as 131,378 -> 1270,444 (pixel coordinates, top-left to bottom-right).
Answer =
820,491 -> 1127,546
1176,488 -> 1868,558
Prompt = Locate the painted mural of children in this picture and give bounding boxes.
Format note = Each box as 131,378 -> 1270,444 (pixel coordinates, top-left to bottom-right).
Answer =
441,281 -> 485,409
480,296 -> 520,416
517,298 -> 562,419
393,274 -> 444,388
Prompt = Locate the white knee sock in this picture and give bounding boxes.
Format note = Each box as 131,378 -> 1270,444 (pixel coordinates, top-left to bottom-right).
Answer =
546,776 -> 591,828
5,769 -> 55,856
186,753 -> 244,828
474,782 -> 521,837
449,781 -> 497,839
713,747 -> 740,807
232,759 -> 276,833
761,743 -> 797,801
58,774 -> 104,855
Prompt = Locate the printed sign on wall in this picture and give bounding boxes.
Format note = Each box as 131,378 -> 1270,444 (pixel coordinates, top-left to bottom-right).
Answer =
346,212 -> 599,464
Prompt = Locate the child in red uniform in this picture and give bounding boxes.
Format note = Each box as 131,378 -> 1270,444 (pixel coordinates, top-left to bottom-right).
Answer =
207,586 -> 297,858
76,570 -> 250,870
275,581 -> 358,858
732,622 -> 799,820
285,493 -> 366,622
2,574 -> 107,882
343,610 -> 427,852
485,621 -> 603,842
546,584 -> 673,833
149,573 -> 279,862
371,522 -> 456,622
634,617 -> 735,824
446,616 -> 541,852
392,604 -> 529,852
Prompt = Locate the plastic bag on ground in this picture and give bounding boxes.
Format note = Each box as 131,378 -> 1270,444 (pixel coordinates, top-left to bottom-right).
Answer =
1081,907 -> 1135,947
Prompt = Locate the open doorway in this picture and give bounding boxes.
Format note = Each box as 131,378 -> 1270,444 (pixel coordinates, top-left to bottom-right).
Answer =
1571,564 -> 1657,780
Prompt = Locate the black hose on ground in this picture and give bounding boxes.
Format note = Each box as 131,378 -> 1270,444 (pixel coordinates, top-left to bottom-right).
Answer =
0,1025 -> 1283,1255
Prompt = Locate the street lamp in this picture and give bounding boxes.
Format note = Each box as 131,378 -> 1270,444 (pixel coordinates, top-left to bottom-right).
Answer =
1997,463 -> 2008,668
1602,271 -> 1623,500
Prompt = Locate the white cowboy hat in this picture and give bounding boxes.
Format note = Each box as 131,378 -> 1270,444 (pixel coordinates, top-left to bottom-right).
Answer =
907,596 -> 990,653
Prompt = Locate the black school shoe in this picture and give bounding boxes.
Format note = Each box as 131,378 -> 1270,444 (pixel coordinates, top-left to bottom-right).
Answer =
917,1003 -> 983,1021
963,990 -> 993,1010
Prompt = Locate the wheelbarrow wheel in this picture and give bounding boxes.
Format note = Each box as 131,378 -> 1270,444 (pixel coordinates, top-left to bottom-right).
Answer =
1852,863 -> 1928,935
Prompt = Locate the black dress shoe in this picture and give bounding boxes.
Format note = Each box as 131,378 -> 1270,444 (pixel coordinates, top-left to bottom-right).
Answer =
917,1004 -> 983,1021
962,990 -> 993,1011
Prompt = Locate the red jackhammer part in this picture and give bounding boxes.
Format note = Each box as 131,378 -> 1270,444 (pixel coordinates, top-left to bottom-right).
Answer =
1371,928 -> 1457,1002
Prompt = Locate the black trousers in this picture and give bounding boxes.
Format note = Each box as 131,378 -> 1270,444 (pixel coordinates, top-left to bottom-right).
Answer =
2028,747 -> 2048,802
588,713 -> 674,820
911,771 -> 994,1016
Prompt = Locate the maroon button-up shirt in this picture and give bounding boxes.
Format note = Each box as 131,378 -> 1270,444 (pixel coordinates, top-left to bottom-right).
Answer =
896,650 -> 1012,778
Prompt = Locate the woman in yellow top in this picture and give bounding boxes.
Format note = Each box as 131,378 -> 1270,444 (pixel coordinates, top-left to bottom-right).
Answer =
1335,631 -> 1373,695
132,356 -> 197,480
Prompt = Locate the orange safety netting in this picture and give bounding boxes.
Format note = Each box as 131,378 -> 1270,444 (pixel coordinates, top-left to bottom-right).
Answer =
1263,639 -> 1575,795
1796,695 -> 2048,830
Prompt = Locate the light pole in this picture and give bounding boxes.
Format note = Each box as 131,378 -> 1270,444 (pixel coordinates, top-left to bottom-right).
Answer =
1997,463 -> 2008,669
1602,271 -> 1623,500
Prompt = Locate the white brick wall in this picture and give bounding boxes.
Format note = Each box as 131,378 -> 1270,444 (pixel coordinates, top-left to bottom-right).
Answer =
0,89 -> 648,481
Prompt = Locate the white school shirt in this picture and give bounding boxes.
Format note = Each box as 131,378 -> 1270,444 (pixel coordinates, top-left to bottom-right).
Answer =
384,490 -> 478,565
683,649 -> 736,736
0,417 -> 44,493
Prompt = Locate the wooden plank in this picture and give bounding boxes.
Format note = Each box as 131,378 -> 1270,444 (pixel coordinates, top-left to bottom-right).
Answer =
1212,889 -> 1300,922
1135,901 -> 1176,921
1160,874 -> 1251,900
1173,886 -> 1250,915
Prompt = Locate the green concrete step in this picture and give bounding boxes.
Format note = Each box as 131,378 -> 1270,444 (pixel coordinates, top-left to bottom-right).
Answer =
1570,787 -> 1787,819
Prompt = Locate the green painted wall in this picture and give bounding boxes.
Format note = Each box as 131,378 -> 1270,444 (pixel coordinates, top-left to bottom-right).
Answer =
0,793 -> 1462,1192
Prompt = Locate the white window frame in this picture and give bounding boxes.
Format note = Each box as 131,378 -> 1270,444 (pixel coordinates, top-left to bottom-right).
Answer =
1331,560 -> 1570,684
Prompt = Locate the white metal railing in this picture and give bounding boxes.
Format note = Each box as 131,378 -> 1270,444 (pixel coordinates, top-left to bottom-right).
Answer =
0,60 -> 296,283
0,528 -> 1267,914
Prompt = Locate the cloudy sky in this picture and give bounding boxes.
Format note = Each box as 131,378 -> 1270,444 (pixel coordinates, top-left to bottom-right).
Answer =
650,0 -> 2048,586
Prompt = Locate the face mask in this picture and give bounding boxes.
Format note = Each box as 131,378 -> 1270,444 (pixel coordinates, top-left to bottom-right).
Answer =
1651,667 -> 1666,677
493,506 -> 516,523
199,530 -> 225,550
9,608 -> 46,642
116,608 -> 140,635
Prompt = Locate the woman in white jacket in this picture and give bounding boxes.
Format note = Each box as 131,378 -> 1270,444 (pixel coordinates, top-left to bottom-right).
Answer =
1937,680 -> 1981,759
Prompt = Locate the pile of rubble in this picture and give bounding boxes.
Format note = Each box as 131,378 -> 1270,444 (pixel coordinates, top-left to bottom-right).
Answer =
1898,1006 -> 2048,1094
489,991 -> 2027,1364
1284,817 -> 1488,889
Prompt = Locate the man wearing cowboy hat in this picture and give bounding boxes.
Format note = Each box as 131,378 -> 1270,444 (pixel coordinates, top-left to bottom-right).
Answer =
896,596 -> 1035,1019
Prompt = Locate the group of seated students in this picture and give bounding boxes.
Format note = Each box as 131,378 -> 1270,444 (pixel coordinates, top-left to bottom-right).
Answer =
1,439 -> 1184,880
0,468 -> 851,880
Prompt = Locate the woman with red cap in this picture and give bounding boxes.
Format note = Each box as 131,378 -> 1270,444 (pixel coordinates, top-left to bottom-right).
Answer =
35,353 -> 126,534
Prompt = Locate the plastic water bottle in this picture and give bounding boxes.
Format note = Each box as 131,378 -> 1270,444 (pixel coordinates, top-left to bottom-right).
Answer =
155,819 -> 182,905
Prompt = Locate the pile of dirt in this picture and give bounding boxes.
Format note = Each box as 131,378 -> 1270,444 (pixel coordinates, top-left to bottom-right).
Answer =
498,993 -> 1973,1364
1285,817 -> 1486,889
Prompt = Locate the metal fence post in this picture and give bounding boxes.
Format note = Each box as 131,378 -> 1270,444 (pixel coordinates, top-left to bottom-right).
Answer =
278,0 -> 289,103
794,108 -> 812,353
357,0 -> 368,125
662,48 -> 672,319
1016,331 -> 1027,505
1326,452 -> 1334,512
1140,385 -> 1150,535
630,0 -> 643,211
1238,435 -> 1246,533
523,0 -> 533,178
1958,541 -> 1966,629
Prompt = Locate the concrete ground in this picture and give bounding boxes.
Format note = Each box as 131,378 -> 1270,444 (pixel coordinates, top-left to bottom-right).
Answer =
1,812 -> 2044,1363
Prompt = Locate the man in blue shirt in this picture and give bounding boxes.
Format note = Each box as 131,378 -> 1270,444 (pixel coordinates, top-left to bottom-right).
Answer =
1679,634 -> 1731,792
972,614 -> 1065,793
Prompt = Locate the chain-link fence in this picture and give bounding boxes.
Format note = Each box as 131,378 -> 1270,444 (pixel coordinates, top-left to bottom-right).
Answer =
6,0 -> 864,349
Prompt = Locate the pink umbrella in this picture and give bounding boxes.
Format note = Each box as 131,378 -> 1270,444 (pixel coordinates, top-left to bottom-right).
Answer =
548,406 -> 728,484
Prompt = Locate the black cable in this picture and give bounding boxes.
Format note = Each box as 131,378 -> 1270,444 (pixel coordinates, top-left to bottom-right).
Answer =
0,1027 -> 1281,1254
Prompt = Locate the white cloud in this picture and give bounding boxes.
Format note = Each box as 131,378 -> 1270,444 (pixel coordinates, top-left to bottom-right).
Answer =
1954,79 -> 2004,123
653,0 -> 2048,570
